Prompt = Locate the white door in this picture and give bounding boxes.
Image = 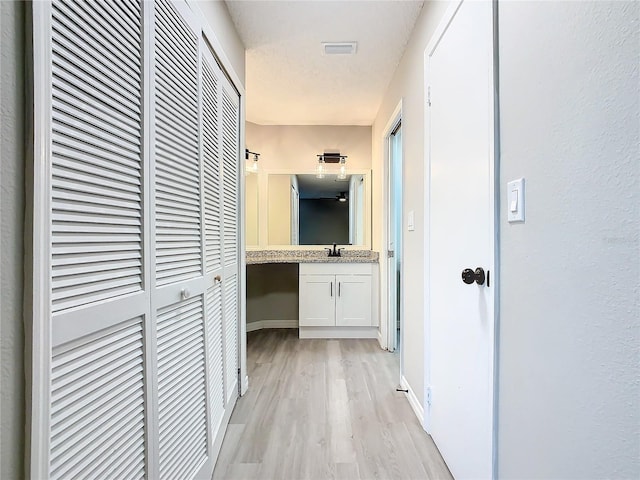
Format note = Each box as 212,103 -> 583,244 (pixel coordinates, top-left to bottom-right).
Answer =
426,1 -> 496,478
220,74 -> 241,406
201,36 -> 228,457
34,2 -> 149,477
152,1 -> 213,478
30,1 -> 242,478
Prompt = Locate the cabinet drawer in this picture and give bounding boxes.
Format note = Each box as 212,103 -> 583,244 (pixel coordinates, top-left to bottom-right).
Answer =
299,262 -> 372,276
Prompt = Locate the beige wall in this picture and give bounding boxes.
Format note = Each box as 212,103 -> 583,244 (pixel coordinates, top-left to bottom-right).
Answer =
371,1 -> 451,406
246,122 -> 372,171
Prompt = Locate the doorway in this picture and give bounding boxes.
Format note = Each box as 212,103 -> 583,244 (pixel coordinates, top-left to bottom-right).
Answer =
384,101 -> 404,388
388,122 -> 403,354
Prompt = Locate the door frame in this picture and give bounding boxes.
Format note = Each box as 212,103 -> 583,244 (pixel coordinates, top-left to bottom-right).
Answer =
422,0 -> 500,475
379,100 -> 403,355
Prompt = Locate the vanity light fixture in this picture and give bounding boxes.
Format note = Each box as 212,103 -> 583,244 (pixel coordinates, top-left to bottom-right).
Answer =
316,152 -> 347,179
245,148 -> 260,173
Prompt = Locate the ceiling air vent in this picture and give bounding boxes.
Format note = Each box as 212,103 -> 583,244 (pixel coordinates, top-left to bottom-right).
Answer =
322,42 -> 357,55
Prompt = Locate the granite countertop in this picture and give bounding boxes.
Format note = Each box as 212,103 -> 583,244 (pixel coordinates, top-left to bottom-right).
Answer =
246,249 -> 379,265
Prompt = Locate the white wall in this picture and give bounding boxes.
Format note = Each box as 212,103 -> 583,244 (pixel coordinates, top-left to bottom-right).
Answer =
246,122 -> 372,171
497,1 -> 640,477
372,1 -> 451,405
1,2 -> 26,478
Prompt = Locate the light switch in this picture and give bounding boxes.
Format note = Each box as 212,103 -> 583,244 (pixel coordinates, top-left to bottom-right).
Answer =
507,178 -> 525,223
407,210 -> 415,231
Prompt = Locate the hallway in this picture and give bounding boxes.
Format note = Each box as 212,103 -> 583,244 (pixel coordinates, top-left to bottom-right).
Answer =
213,329 -> 452,479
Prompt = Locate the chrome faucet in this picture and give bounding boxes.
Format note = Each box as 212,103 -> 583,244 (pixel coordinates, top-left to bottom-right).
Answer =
325,243 -> 343,257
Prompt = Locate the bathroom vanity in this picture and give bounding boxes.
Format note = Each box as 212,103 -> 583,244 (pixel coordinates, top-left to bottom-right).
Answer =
245,167 -> 377,338
246,249 -> 379,338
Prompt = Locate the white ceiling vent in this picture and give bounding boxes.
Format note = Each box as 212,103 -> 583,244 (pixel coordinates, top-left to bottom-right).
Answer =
322,42 -> 357,55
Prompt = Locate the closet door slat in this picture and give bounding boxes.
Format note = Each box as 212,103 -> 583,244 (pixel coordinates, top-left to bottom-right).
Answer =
50,0 -> 144,314
156,296 -> 207,480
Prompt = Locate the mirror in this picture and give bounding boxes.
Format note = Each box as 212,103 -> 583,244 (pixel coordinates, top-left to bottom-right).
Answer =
246,170 -> 371,248
245,172 -> 259,245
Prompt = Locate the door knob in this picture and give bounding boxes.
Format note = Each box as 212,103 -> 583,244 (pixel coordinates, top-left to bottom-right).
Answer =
461,267 -> 486,286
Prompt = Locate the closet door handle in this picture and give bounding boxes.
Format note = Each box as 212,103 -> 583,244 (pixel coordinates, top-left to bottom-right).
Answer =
330,282 -> 333,297
338,282 -> 341,297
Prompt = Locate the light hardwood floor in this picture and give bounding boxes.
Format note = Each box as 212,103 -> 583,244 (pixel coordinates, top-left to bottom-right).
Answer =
213,329 -> 453,480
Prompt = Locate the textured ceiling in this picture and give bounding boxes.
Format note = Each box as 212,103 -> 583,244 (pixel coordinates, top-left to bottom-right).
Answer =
224,0 -> 424,125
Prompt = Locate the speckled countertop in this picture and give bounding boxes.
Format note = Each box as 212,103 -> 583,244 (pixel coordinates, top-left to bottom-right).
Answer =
246,249 -> 379,264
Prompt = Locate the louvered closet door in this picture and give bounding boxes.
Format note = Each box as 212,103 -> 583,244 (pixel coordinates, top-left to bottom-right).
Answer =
220,75 -> 241,405
151,1 -> 212,479
43,1 -> 148,478
201,43 -> 226,447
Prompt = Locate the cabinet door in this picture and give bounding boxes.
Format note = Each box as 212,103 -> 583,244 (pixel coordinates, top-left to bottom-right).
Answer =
299,275 -> 335,326
336,275 -> 372,326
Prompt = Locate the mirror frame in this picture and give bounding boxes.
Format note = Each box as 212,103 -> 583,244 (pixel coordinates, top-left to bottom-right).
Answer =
246,168 -> 372,250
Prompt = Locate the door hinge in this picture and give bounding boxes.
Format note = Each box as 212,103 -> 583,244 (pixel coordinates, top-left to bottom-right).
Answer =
426,386 -> 432,406
387,250 -> 394,258
237,367 -> 241,376
427,86 -> 432,107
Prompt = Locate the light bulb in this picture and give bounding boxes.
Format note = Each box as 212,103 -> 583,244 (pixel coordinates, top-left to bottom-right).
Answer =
316,158 -> 325,179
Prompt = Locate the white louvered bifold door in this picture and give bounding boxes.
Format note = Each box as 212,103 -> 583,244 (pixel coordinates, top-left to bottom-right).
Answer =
151,1 -> 213,479
201,42 -> 226,449
39,0 -> 149,478
220,75 -> 241,406
33,1 -> 241,478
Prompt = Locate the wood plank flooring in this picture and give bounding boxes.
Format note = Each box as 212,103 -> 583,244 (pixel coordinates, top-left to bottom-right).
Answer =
213,329 -> 453,480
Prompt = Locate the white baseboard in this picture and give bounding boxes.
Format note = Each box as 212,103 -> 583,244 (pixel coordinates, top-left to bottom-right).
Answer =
377,329 -> 387,350
246,319 -> 299,332
401,375 -> 424,426
298,326 -> 379,339
241,375 -> 249,395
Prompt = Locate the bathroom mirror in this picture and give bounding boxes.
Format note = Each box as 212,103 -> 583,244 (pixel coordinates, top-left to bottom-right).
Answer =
245,171 -> 259,245
245,169 -> 371,248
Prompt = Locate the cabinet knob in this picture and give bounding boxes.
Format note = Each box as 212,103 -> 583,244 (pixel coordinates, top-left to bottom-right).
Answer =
181,288 -> 191,300
214,275 -> 221,283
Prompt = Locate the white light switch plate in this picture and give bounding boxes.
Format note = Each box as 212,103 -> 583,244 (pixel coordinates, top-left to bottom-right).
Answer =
407,210 -> 415,231
507,178 -> 525,223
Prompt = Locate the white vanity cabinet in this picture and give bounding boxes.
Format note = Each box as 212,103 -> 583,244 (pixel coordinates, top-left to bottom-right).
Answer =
299,263 -> 378,338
